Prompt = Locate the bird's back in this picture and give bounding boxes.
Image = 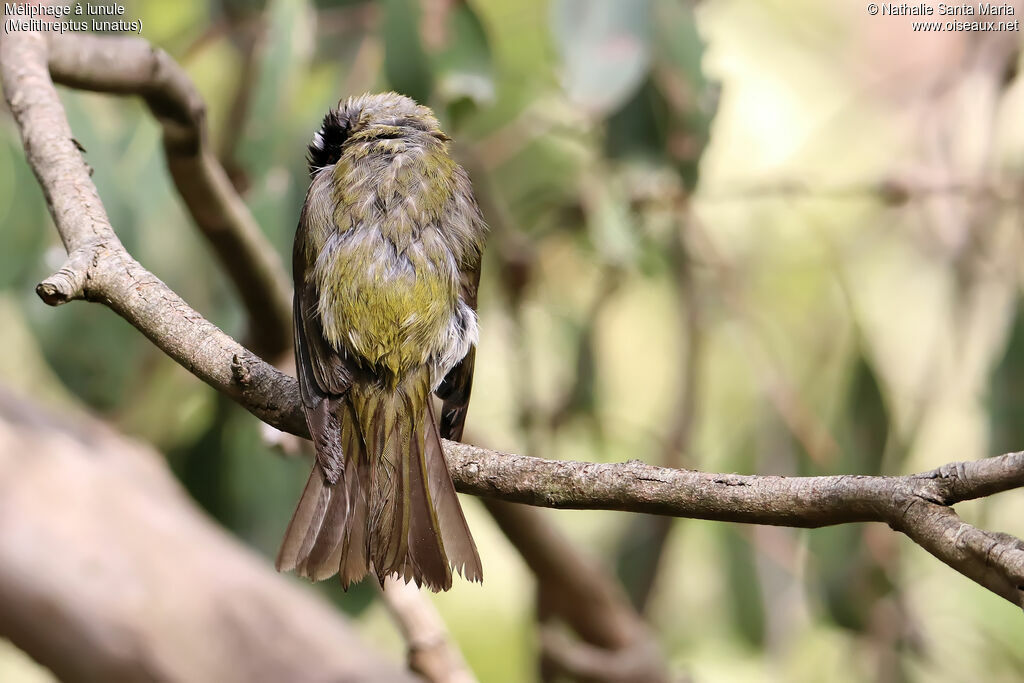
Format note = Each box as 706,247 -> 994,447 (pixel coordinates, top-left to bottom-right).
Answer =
309,132 -> 462,378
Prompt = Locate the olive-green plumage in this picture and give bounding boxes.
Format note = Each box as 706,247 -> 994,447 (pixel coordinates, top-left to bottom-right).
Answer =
276,93 -> 485,591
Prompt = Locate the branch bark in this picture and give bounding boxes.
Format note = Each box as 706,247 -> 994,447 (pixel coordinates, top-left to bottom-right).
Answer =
4,16 -> 1024,613
2,26 -> 304,434
46,32 -> 293,358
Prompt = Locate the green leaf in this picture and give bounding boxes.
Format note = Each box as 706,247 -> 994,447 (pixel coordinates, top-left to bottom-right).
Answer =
843,354 -> 889,475
809,524 -> 895,632
381,0 -> 434,104
721,526 -> 766,647
433,2 -> 495,110
604,77 -> 669,161
551,0 -> 653,115
810,352 -> 893,632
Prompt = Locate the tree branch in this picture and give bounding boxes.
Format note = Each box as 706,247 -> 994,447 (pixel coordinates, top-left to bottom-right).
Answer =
379,577 -> 477,683
539,626 -> 668,683
2,25 -> 304,434
0,386 -> 414,683
46,32 -> 293,358
4,17 -> 1024,612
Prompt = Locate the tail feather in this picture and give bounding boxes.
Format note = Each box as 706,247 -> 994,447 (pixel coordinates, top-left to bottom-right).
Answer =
339,398 -> 370,588
404,394 -> 452,589
425,399 -> 483,582
367,393 -> 410,577
339,460 -> 371,587
301,481 -> 346,579
278,373 -> 481,591
275,471 -> 330,574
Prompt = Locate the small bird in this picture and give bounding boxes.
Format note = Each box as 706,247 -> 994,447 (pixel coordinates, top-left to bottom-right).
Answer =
276,93 -> 485,591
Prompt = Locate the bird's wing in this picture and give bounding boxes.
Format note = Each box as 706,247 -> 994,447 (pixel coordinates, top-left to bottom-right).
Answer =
293,213 -> 353,483
436,249 -> 481,442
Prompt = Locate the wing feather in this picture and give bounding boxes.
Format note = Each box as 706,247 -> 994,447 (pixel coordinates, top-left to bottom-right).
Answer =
435,246 -> 481,442
293,210 -> 354,482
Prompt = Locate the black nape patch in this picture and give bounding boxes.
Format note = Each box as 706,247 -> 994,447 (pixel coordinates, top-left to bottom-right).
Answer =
307,109 -> 351,176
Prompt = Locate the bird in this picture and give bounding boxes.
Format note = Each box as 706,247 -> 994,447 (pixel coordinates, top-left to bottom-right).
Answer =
276,92 -> 485,591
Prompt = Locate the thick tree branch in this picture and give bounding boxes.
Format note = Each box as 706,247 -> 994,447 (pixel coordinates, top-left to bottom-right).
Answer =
46,32 -> 293,358
4,16 -> 1024,612
0,386 -> 414,683
2,24 -> 304,434
894,499 -> 1024,606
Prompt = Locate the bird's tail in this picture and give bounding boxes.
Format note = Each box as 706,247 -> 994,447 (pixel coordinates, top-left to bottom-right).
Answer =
276,373 -> 482,591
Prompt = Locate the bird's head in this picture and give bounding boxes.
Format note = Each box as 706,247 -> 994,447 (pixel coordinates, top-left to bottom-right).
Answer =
307,92 -> 448,176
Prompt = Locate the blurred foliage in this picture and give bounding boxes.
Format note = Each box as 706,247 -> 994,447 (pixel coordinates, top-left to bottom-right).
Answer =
989,297 -> 1024,455
2,0 -> 1024,681
808,355 -> 895,635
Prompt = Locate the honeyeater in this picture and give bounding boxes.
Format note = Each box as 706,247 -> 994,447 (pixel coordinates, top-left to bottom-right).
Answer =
276,92 -> 485,591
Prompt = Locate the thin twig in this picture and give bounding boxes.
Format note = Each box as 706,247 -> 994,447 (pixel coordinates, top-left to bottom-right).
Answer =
379,577 -> 478,683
